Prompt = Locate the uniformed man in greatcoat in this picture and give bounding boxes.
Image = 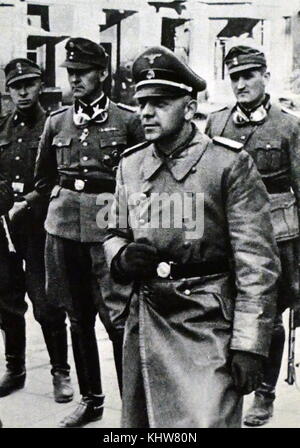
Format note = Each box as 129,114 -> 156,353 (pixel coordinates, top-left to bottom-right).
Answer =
205,45 -> 300,426
34,37 -> 144,427
103,45 -> 281,428
0,59 -> 73,403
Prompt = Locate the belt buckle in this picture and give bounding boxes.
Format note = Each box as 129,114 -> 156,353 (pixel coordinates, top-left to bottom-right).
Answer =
74,179 -> 85,191
157,261 -> 174,279
12,182 -> 24,193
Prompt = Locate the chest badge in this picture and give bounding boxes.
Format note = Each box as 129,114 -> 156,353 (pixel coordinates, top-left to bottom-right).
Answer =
74,179 -> 85,191
79,128 -> 89,143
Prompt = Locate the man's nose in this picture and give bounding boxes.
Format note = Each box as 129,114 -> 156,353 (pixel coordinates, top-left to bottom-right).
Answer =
142,102 -> 155,117
237,76 -> 246,90
19,86 -> 28,96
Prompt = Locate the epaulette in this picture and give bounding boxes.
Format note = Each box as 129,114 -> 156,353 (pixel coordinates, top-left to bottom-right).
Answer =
121,141 -> 149,158
49,106 -> 69,117
213,136 -> 243,152
117,102 -> 137,113
281,106 -> 300,119
210,105 -> 230,115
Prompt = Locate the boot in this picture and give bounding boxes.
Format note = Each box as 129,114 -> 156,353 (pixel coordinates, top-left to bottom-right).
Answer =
41,326 -> 73,403
58,394 -> 105,428
243,393 -> 274,426
0,369 -> 26,397
0,322 -> 26,397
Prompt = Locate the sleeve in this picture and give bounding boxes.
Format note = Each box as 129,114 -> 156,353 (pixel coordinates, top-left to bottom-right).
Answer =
0,173 -> 13,215
225,150 -> 281,357
103,161 -> 133,270
288,123 -> 300,231
204,114 -> 212,138
126,113 -> 145,147
34,116 -> 59,198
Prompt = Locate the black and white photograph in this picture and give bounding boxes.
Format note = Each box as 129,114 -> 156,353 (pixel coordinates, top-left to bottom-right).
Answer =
0,0 -> 300,433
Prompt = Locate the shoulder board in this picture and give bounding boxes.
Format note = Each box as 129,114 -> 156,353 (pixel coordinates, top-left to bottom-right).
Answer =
49,106 -> 69,117
213,136 -> 243,152
210,105 -> 230,115
117,102 -> 137,113
280,106 -> 300,119
121,141 -> 149,158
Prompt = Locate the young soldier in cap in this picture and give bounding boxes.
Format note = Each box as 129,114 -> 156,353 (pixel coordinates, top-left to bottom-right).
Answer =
104,45 -> 280,428
206,45 -> 300,426
34,37 -> 144,427
0,58 -> 73,403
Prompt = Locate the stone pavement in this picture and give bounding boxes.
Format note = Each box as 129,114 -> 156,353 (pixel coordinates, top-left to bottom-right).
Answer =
1,305 -> 300,428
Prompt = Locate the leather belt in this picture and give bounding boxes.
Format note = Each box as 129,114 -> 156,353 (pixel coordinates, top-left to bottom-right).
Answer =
156,258 -> 230,279
263,179 -> 290,195
59,178 -> 115,194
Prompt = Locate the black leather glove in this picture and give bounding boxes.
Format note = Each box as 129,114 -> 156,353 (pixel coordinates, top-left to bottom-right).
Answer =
112,241 -> 159,282
230,350 -> 264,395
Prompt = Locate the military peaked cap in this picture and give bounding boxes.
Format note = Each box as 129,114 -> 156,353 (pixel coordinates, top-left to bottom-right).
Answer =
132,45 -> 206,98
224,45 -> 267,75
61,37 -> 108,70
5,58 -> 42,87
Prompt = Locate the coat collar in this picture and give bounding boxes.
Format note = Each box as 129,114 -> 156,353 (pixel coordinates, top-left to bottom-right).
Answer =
142,129 -> 210,182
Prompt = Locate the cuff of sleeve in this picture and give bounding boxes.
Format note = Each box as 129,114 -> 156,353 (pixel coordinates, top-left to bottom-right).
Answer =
230,302 -> 276,357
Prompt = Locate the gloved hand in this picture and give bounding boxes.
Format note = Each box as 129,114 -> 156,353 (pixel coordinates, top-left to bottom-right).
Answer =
230,350 -> 264,395
113,241 -> 159,282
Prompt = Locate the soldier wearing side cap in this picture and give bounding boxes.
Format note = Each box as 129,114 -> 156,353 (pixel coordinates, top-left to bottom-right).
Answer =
34,37 -> 144,428
205,45 -> 300,427
103,45 -> 280,427
0,58 -> 73,403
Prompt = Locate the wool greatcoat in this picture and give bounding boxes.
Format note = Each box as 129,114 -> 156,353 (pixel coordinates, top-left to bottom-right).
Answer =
104,129 -> 281,428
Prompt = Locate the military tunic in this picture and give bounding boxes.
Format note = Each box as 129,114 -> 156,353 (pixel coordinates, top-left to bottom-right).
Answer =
34,99 -> 144,396
104,129 -> 280,427
206,102 -> 300,311
0,104 -> 66,327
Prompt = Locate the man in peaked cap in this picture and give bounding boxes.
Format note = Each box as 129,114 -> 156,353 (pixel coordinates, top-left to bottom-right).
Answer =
34,37 -> 144,427
206,45 -> 300,426
0,58 -> 73,403
103,45 -> 280,427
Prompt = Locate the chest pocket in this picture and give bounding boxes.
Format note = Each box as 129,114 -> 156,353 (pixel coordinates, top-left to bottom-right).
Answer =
52,136 -> 72,167
99,132 -> 127,171
254,138 -> 285,172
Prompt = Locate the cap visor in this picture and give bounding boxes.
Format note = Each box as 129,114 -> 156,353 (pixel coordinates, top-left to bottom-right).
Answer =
228,63 -> 264,75
60,61 -> 103,69
6,73 -> 41,87
134,85 -> 189,99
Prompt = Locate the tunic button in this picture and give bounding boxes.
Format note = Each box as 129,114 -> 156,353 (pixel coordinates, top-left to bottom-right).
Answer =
15,156 -> 20,161
241,135 -> 246,140
14,193 -> 18,197
15,175 -> 20,180
184,289 -> 191,296
82,141 -> 88,147
183,241 -> 191,248
112,141 -> 117,146
57,142 -> 62,147
82,156 -> 88,161
20,122 -> 25,127
139,218 -> 145,225
103,155 -> 110,161
191,166 -> 197,173
140,193 -> 147,200
17,138 -> 22,143
266,144 -> 271,149
83,168 -> 88,173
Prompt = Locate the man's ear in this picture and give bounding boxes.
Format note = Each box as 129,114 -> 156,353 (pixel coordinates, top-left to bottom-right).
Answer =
99,69 -> 108,83
184,99 -> 197,121
263,71 -> 270,84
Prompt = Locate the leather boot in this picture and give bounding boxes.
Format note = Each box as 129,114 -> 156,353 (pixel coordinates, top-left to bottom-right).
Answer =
41,326 -> 73,403
58,394 -> 105,428
243,393 -> 274,426
0,324 -> 26,397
